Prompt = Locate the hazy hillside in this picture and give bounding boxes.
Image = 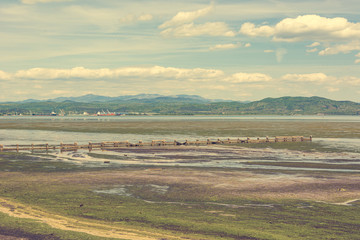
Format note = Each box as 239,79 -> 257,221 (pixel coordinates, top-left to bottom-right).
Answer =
0,95 -> 359,115
13,94 -> 212,104
239,96 -> 360,115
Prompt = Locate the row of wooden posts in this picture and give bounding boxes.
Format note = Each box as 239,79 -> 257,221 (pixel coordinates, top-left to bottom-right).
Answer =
0,136 -> 312,152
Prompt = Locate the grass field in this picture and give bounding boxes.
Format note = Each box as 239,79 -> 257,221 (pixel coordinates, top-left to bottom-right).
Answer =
0,150 -> 360,240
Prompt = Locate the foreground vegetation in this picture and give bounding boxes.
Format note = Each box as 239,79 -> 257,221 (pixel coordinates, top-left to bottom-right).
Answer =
0,151 -> 359,239
0,118 -> 359,239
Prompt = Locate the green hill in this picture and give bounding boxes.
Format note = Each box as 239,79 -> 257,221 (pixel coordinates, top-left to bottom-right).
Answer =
0,96 -> 359,116
238,96 -> 360,115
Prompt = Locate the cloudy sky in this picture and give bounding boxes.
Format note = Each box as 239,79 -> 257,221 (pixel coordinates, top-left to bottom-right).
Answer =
1,0 -> 360,102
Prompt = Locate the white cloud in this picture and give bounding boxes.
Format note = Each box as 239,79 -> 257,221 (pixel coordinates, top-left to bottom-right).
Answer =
240,22 -> 275,37
319,41 -> 360,55
51,90 -> 70,95
22,0 -> 72,4
307,42 -> 321,48
119,14 -> 153,24
224,73 -> 272,83
264,50 -> 274,53
244,43 -> 251,47
306,48 -> 318,53
14,66 -> 224,81
210,43 -> 241,51
206,85 -> 227,90
138,14 -> 153,22
15,67 -> 109,80
159,4 -> 213,29
281,73 -> 332,83
356,52 -> 360,63
159,4 -> 235,38
0,70 -> 11,80
276,48 -> 287,63
342,76 -> 360,85
327,87 -> 339,92
160,22 -> 235,37
240,15 -> 360,42
14,90 -> 29,95
3,64 -> 360,102
119,14 -> 137,24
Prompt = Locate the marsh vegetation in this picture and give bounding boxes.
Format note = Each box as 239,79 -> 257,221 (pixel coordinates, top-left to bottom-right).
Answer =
0,117 -> 359,239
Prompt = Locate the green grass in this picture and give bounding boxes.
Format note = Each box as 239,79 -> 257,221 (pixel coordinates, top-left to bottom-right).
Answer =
0,162 -> 359,239
1,147 -> 360,239
3,182 -> 360,240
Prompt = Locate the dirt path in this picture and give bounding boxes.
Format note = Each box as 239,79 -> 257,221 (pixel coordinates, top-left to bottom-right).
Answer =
0,197 -> 178,240
334,199 -> 360,206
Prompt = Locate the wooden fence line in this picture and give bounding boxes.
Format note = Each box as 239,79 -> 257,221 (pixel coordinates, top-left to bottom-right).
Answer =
0,136 -> 312,152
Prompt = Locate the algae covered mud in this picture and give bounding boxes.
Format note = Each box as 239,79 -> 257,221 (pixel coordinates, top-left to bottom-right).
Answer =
0,116 -> 359,239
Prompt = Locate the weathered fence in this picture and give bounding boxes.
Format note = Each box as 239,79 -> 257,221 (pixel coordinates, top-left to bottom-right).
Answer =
0,136 -> 312,152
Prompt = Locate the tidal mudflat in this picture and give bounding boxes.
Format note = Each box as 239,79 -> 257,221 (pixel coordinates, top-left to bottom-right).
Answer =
0,116 -> 359,239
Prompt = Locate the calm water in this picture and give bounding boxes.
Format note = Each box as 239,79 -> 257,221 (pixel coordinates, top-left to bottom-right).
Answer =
1,115 -> 360,122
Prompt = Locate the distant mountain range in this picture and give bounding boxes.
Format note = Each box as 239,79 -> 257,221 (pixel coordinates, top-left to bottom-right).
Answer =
13,94 -> 234,104
0,95 -> 359,115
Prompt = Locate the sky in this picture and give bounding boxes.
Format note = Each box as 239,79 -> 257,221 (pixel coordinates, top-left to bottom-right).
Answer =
1,0 -> 360,102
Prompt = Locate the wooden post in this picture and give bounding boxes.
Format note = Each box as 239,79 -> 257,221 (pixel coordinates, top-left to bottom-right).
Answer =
16,144 -> 19,152
266,136 -> 269,142
0,145 -> 3,152
46,143 -> 49,151
31,143 -> 34,151
101,142 -> 104,151
310,135 -> 312,141
89,142 -> 92,152
301,137 -> 304,142
60,142 -> 63,152
246,137 -> 250,143
74,142 -> 78,151
185,140 -> 188,145
207,139 -> 210,145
